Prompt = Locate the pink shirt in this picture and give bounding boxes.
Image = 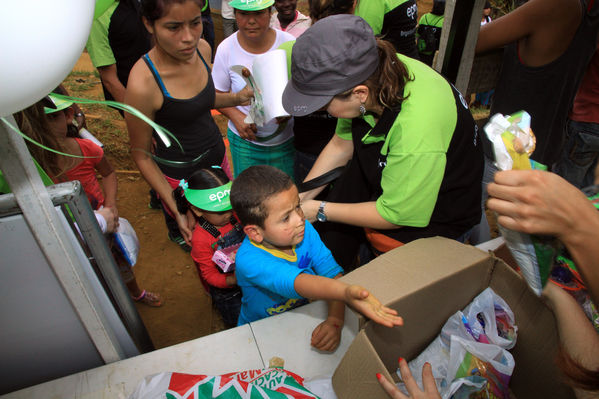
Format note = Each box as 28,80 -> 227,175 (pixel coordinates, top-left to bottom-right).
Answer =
270,10 -> 311,38
57,138 -> 105,210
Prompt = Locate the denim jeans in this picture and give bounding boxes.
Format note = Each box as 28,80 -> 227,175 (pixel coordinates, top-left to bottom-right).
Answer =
210,285 -> 242,328
553,119 -> 599,189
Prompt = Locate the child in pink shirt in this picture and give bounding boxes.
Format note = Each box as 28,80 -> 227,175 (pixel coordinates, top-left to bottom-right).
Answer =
44,93 -> 162,307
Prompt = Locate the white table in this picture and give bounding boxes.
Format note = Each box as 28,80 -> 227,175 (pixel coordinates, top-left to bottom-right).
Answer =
3,239 -> 502,399
2,301 -> 359,399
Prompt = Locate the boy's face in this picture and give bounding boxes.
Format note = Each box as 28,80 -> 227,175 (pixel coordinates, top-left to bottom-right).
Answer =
251,185 -> 305,251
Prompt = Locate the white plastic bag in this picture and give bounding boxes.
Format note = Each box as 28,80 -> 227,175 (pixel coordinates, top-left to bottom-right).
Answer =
460,288 -> 517,350
114,217 -> 139,266
405,288 -> 517,393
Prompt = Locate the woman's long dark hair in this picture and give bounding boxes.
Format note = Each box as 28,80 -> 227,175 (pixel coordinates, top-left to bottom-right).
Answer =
173,167 -> 230,214
141,0 -> 203,24
14,101 -> 66,177
363,38 -> 413,111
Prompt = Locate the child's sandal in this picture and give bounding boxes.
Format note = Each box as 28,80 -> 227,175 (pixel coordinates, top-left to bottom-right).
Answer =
133,290 -> 163,307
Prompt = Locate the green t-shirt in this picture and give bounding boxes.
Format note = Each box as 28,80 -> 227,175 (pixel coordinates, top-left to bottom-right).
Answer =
336,54 -> 457,227
278,40 -> 295,79
418,12 -> 444,28
86,0 -> 119,68
355,0 -> 411,34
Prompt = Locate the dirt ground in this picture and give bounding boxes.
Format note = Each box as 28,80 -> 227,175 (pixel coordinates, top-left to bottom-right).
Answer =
67,39 -> 232,351
64,0 -> 478,352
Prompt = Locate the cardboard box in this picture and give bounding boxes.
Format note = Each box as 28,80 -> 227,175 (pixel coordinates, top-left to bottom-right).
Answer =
334,237 -> 574,399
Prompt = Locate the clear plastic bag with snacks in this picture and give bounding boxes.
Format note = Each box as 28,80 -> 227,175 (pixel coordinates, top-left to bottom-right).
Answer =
128,368 -> 319,399
485,112 -> 599,297
404,288 -> 517,396
485,111 -> 553,295
444,336 -> 515,399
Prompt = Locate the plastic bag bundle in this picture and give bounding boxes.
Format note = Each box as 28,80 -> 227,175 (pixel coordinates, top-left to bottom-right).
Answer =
403,288 -> 517,398
114,217 -> 140,266
444,336 -> 515,399
128,368 -> 319,399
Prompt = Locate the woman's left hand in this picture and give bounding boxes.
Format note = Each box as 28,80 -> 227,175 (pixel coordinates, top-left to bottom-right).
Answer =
377,358 -> 441,399
301,199 -> 320,223
236,85 -> 254,106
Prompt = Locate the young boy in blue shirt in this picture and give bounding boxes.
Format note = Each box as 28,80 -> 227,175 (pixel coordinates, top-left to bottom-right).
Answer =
230,165 -> 402,352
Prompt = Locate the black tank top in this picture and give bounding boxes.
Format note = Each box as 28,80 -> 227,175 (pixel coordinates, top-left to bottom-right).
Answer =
143,50 -> 225,179
489,0 -> 599,166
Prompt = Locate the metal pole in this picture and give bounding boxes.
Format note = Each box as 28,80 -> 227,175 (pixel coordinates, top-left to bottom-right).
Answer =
0,115 -> 124,363
60,183 -> 155,353
0,181 -> 155,353
436,0 -> 487,94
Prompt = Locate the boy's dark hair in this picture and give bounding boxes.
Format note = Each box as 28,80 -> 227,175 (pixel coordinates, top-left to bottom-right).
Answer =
230,165 -> 293,227
173,167 -> 230,214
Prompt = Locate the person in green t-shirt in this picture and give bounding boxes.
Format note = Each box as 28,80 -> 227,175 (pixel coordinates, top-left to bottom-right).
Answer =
309,0 -> 419,58
416,0 -> 445,66
282,15 -> 483,271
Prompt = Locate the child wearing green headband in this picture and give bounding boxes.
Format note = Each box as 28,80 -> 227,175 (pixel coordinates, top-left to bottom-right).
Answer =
173,167 -> 244,327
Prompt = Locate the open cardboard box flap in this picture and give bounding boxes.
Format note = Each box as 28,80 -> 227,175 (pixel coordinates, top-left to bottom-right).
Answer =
334,237 -> 573,399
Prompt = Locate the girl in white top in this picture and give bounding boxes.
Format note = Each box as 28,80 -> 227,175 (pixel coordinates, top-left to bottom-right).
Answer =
212,0 -> 296,178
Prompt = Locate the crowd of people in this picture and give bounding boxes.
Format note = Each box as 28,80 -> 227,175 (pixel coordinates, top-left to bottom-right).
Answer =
3,0 -> 599,396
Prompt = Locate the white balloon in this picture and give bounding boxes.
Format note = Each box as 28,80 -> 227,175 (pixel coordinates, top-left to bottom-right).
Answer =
0,0 -> 95,117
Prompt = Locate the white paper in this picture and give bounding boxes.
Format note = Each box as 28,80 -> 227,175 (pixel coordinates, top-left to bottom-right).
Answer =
231,49 -> 289,127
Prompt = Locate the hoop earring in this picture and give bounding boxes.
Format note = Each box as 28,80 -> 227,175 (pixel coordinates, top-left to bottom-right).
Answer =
359,103 -> 366,116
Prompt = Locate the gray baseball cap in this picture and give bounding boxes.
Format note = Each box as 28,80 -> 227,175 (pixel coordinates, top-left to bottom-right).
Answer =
282,15 -> 379,117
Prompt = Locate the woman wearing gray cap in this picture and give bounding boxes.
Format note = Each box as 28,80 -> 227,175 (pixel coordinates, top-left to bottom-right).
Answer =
282,15 -> 483,270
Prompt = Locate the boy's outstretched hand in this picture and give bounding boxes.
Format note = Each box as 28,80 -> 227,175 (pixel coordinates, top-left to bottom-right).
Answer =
345,285 -> 403,327
311,317 -> 342,352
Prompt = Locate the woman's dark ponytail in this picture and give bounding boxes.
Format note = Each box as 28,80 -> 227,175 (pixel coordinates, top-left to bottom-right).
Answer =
364,38 -> 412,110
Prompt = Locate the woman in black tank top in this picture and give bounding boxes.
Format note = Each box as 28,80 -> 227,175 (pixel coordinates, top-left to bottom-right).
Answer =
125,0 -> 252,248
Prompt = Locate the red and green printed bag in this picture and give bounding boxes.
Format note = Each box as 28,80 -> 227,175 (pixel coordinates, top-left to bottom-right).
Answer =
129,368 -> 319,399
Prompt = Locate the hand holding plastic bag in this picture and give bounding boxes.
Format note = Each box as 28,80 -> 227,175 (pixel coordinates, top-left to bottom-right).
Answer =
113,217 -> 140,266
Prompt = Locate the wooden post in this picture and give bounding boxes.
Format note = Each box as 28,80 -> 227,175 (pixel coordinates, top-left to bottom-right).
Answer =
435,0 -> 487,94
